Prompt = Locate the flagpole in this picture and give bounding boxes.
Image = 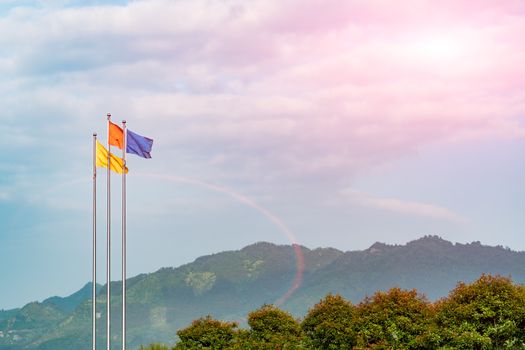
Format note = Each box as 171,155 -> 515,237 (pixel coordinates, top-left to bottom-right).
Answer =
121,120 -> 127,350
106,113 -> 111,350
93,133 -> 98,350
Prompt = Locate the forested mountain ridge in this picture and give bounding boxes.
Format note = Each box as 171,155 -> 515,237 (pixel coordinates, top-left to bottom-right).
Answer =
1,236 -> 523,349
288,235 -> 525,313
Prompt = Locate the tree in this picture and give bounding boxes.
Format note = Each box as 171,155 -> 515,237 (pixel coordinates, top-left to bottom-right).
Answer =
139,344 -> 170,350
354,287 -> 432,349
301,294 -> 356,349
434,274 -> 525,349
174,315 -> 238,350
242,304 -> 304,349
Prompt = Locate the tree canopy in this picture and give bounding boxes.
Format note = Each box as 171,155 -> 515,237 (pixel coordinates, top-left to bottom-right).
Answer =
301,294 -> 356,349
434,274 -> 525,349
141,274 -> 525,350
174,316 -> 237,350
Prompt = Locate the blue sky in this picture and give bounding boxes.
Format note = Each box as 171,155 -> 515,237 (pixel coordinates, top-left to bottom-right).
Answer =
0,0 -> 524,309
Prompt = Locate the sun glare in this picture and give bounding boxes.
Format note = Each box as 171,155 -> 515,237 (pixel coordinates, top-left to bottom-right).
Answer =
416,36 -> 464,60
399,32 -> 472,66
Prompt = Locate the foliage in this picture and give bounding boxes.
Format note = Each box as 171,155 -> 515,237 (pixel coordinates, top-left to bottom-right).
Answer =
171,276 -> 525,349
174,316 -> 237,350
185,272 -> 217,295
433,274 -> 525,349
139,344 -> 171,350
301,294 -> 356,349
243,304 -> 304,349
354,287 -> 433,349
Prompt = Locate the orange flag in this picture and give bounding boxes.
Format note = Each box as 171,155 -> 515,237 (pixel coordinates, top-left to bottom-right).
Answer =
108,121 -> 124,149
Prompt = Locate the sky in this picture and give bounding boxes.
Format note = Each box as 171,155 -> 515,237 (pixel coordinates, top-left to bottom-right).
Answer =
0,0 -> 524,309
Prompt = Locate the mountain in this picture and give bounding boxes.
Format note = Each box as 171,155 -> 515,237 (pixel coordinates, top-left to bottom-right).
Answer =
286,236 -> 525,313
42,283 -> 101,315
0,236 -> 523,349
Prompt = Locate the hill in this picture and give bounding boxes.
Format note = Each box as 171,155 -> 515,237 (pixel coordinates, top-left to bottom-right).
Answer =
0,236 -> 523,349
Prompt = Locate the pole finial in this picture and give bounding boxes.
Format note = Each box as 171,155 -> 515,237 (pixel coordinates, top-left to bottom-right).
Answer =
107,113 -> 111,120
122,120 -> 126,124
93,132 -> 97,137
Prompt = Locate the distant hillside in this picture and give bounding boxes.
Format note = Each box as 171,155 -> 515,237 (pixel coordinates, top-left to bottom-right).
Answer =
42,283 -> 101,315
287,236 -> 525,313
0,236 -> 523,349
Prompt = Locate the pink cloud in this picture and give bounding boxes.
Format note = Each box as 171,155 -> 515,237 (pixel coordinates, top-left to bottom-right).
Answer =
2,0 -> 524,182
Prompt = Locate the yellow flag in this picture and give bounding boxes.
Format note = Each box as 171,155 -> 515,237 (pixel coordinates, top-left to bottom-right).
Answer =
96,140 -> 129,174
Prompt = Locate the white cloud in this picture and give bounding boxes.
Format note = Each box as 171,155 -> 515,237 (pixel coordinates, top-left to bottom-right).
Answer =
0,0 -> 524,188
0,190 -> 10,201
342,188 -> 466,223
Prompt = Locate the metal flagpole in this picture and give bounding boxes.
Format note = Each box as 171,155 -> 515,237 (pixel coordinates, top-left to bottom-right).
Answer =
121,120 -> 127,350
93,133 -> 98,350
106,113 -> 111,350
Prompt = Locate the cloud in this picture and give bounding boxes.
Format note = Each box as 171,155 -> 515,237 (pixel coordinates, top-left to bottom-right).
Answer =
0,190 -> 10,202
2,0 -> 525,310
342,188 -> 465,223
0,0 -> 524,189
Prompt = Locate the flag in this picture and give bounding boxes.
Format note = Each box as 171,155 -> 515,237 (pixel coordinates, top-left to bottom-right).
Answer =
126,129 -> 153,159
108,121 -> 124,149
96,140 -> 129,174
